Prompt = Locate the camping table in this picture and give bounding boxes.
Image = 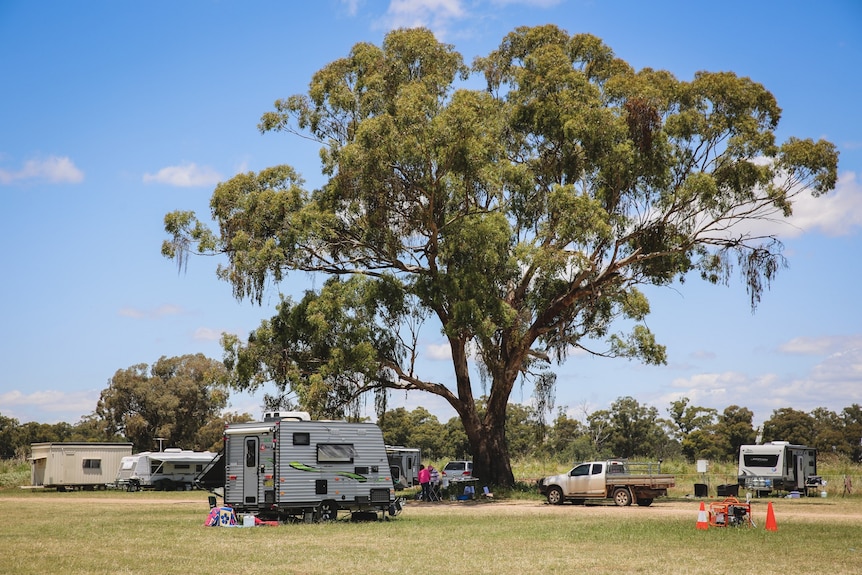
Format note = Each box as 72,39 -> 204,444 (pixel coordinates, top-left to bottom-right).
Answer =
449,477 -> 480,500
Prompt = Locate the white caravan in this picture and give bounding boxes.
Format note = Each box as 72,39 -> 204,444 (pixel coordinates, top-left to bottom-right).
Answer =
115,448 -> 219,491
224,413 -> 401,522
738,441 -> 818,495
386,445 -> 421,490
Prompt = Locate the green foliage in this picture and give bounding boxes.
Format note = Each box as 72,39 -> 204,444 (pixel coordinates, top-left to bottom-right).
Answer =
163,26 -> 838,486
0,458 -> 29,488
379,406 -> 448,459
0,412 -> 121,459
95,354 -> 231,452
762,407 -> 816,445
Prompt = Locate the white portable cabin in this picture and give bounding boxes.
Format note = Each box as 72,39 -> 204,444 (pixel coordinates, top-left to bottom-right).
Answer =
738,441 -> 818,495
115,449 -> 220,491
29,442 -> 133,491
224,413 -> 400,521
386,445 -> 421,490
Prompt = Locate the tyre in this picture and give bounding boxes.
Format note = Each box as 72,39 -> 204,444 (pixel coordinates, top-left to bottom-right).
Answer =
546,486 -> 564,505
635,498 -> 653,507
613,487 -> 632,507
317,500 -> 339,522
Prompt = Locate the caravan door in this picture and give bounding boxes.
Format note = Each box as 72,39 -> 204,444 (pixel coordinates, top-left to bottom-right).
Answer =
243,437 -> 259,505
794,452 -> 805,490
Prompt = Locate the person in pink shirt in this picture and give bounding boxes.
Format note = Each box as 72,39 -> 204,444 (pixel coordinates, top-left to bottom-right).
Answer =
418,464 -> 431,501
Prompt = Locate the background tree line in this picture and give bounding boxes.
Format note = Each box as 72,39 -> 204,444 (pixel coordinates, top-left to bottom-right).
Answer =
0,354 -> 251,459
378,398 -> 862,465
3,351 -> 860,467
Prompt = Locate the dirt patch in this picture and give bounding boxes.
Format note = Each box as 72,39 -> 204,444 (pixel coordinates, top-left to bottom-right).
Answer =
4,493 -> 860,523
402,497 -> 862,523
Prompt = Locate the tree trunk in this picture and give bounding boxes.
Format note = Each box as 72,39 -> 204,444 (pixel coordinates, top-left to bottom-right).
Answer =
447,334 -> 517,487
461,400 -> 515,487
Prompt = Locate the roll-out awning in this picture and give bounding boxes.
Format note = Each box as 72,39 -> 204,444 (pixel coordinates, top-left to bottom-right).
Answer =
224,425 -> 276,435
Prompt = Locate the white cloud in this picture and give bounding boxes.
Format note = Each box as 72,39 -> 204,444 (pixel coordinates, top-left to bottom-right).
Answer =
193,327 -> 223,341
778,335 -> 862,356
662,344 -> 862,425
425,342 -> 452,360
340,0 -> 361,17
736,170 -> 862,239
383,0 -> 467,36
809,346 -> 862,385
0,389 -> 99,424
0,155 -> 84,185
143,163 -> 222,187
781,171 -> 862,237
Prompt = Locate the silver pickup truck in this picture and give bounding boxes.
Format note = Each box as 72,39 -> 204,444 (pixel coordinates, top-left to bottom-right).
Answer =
538,460 -> 675,507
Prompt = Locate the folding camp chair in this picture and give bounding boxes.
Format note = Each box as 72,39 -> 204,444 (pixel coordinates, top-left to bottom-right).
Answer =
428,480 -> 442,501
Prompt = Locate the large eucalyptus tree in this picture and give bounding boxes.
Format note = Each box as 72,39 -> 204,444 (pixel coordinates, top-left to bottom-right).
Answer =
163,26 -> 837,485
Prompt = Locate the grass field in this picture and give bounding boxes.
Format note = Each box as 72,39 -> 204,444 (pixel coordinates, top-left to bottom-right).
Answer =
1,488 -> 860,575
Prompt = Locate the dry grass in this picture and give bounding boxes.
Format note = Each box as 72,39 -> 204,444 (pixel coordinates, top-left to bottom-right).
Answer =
1,489 -> 860,574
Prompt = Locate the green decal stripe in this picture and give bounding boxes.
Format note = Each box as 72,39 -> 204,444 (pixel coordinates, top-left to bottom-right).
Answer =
336,472 -> 368,482
288,462 -> 367,482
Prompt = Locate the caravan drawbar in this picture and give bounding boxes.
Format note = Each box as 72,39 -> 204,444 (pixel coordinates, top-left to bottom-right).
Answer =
223,413 -> 401,522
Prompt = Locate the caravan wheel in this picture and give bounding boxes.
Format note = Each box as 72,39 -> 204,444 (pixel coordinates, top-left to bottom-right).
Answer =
317,500 -> 339,522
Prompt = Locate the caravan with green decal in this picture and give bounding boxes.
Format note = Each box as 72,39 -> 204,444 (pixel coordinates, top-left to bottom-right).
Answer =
223,413 -> 401,522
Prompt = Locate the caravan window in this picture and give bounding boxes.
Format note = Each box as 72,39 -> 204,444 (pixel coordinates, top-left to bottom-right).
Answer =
744,454 -> 780,468
82,459 -> 101,469
317,444 -> 355,463
293,433 -> 310,446
246,439 -> 257,467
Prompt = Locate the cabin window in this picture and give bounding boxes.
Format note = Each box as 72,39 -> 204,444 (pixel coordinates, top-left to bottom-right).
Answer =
591,463 -> 603,475
293,433 -> 310,446
571,464 -> 590,477
82,459 -> 101,469
744,454 -> 779,468
317,444 -> 355,463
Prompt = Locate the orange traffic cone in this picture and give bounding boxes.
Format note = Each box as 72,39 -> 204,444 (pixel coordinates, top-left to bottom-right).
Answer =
765,501 -> 778,531
696,501 -> 709,530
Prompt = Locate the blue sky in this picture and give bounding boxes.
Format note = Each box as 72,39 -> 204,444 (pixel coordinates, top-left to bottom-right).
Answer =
1,0 -> 861,430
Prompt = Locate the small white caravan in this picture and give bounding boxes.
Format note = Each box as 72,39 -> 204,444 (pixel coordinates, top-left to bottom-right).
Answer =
115,448 -> 219,491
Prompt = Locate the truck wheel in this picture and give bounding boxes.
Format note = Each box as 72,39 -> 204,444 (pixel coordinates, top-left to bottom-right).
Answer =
546,486 -> 564,505
636,498 -> 653,507
613,488 -> 632,507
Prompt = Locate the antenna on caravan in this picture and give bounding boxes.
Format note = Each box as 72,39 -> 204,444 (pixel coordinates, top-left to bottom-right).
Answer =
754,427 -> 763,445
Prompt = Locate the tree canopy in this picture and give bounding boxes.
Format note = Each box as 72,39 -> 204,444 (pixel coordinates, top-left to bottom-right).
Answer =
163,26 -> 838,485
96,354 -> 230,452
